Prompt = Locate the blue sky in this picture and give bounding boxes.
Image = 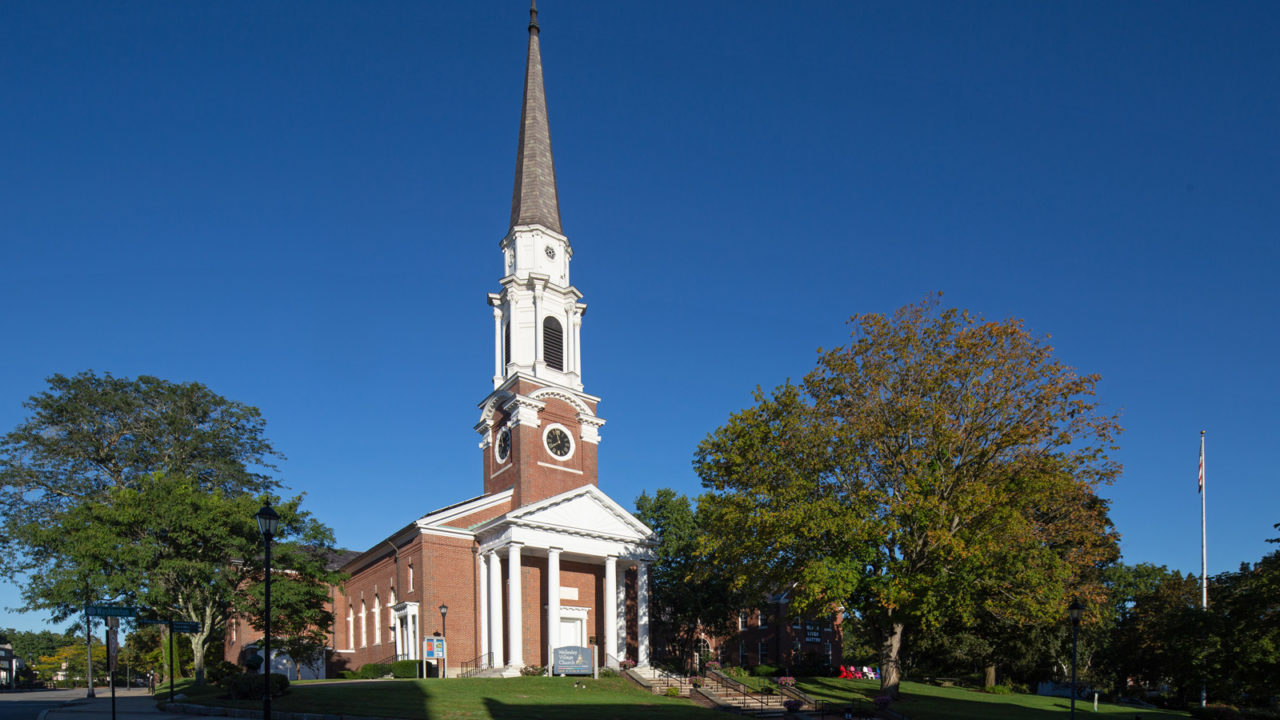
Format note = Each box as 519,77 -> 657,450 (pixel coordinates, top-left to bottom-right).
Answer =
2,1 -> 1277,633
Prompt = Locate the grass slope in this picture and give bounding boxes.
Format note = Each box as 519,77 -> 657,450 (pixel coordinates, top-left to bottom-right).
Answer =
799,678 -> 1191,719
164,675 -> 720,720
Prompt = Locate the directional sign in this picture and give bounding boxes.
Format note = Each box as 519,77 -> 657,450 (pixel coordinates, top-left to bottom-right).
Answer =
137,618 -> 167,626
171,621 -> 202,633
87,605 -> 137,618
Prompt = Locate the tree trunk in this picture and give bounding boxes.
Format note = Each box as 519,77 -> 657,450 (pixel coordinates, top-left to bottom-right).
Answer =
879,622 -> 905,698
984,664 -> 997,688
187,631 -> 209,684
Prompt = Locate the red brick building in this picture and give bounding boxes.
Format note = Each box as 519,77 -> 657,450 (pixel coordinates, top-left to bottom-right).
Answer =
231,4 -> 659,679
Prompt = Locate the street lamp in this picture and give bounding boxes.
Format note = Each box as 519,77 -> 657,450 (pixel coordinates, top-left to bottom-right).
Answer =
1068,598 -> 1083,720
256,502 -> 280,720
438,604 -> 448,678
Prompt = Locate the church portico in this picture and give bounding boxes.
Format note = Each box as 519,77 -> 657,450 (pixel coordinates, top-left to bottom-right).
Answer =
474,485 -> 655,673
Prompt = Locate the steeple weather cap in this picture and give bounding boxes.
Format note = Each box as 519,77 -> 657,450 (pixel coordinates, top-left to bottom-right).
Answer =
530,0 -> 539,34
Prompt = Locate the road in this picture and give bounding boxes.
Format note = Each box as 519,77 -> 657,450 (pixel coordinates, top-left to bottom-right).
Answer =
0,689 -> 90,720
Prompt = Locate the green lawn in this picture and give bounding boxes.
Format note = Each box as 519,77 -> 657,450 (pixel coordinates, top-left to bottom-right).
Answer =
798,677 -> 1191,719
161,675 -> 722,720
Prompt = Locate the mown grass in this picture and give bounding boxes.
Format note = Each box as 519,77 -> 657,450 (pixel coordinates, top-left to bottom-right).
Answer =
158,675 -> 721,720
798,677 -> 1192,719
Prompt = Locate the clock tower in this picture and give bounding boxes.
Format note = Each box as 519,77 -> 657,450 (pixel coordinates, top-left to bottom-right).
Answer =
475,2 -> 604,508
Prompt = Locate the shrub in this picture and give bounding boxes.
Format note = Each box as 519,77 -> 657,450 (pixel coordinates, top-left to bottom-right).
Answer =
724,666 -> 749,679
338,670 -> 357,679
221,672 -> 289,700
619,659 -> 637,670
983,684 -> 1014,695
1189,705 -> 1241,720
598,667 -> 618,678
205,660 -> 241,684
776,676 -> 796,687
753,664 -> 778,677
391,660 -> 420,679
357,663 -> 392,679
520,665 -> 546,676
665,687 -> 681,697
783,699 -> 804,713
704,660 -> 721,671
761,685 -> 777,695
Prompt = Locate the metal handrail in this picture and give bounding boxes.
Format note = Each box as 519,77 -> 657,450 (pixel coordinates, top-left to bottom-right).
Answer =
459,652 -> 492,678
703,668 -> 777,713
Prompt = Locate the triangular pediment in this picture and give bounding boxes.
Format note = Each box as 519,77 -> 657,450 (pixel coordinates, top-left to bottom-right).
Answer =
489,485 -> 653,543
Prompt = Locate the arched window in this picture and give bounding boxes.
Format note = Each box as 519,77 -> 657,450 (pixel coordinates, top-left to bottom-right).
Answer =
373,594 -> 381,645
360,600 -> 368,647
543,317 -> 564,371
347,605 -> 354,651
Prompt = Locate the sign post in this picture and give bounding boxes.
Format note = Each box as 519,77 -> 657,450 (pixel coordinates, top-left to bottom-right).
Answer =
422,637 -> 446,678
107,618 -> 119,720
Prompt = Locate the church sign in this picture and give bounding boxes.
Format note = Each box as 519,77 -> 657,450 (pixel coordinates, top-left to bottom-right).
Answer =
552,646 -> 592,676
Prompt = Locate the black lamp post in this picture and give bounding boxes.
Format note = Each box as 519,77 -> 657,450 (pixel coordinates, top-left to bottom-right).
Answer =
1068,598 -> 1083,720
256,502 -> 280,720
438,604 -> 448,678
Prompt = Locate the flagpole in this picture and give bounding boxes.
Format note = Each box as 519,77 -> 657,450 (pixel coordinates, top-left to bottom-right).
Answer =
1200,430 -> 1207,608
1199,429 -> 1207,708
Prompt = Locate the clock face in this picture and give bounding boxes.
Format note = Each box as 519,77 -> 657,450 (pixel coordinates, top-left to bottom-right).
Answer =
495,428 -> 511,463
545,427 -> 572,458
544,245 -> 556,260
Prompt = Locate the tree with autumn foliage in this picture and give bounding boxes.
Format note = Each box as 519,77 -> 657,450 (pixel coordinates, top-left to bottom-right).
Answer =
695,296 -> 1120,696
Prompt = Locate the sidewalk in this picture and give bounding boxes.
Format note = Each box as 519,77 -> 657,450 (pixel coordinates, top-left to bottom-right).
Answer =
39,688 -> 190,720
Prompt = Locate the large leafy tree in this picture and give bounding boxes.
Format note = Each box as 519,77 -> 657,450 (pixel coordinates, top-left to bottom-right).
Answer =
0,372 -> 337,684
634,489 -> 748,671
0,371 -> 281,582
695,297 -> 1120,695
29,473 -> 340,683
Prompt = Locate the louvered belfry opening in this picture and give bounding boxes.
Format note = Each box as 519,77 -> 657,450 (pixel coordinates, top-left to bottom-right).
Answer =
543,317 -> 564,371
504,322 -> 511,371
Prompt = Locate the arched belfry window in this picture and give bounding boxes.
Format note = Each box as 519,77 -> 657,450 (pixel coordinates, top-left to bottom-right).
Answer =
543,317 -> 564,371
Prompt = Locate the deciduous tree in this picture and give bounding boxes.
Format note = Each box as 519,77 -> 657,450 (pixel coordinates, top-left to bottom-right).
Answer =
695,296 -> 1120,696
635,489 -> 748,671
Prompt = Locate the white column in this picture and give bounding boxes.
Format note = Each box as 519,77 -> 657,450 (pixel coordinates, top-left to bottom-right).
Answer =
616,564 -> 627,661
487,550 -> 504,668
393,615 -> 402,660
573,313 -> 583,380
478,553 -> 489,665
492,305 -> 503,386
603,556 -> 618,666
507,543 -> 524,667
637,562 -> 650,666
547,547 -> 561,669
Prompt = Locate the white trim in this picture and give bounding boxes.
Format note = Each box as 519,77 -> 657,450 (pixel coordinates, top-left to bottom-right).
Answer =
528,387 -> 595,418
489,462 -> 514,481
542,422 -> 575,460
537,461 -> 583,475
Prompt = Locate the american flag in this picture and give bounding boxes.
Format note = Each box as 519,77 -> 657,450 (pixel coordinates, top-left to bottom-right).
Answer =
1197,435 -> 1205,493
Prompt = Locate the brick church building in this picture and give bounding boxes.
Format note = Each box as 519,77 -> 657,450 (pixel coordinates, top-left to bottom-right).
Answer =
315,3 -> 656,678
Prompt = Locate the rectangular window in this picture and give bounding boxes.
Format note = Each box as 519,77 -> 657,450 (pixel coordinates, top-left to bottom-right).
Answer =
738,612 -> 746,631
409,563 -> 414,592
758,609 -> 769,629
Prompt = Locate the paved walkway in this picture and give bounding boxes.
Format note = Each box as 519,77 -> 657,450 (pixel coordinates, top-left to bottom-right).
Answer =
35,689 -> 187,720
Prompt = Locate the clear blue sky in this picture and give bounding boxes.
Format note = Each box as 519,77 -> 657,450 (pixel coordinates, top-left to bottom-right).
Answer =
2,1 -> 1277,633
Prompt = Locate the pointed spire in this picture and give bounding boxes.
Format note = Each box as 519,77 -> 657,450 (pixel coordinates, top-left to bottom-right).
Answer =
509,0 -> 563,234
